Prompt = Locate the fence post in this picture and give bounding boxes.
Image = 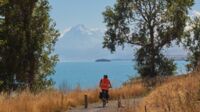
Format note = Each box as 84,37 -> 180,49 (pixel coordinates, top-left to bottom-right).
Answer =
118,97 -> 122,108
145,105 -> 147,112
84,94 -> 88,109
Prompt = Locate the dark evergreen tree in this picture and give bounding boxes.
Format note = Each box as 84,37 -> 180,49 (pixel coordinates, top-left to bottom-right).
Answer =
0,0 -> 59,91
0,0 -> 7,87
103,0 -> 193,82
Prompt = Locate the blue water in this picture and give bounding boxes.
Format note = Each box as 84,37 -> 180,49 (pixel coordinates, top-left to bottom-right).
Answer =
52,61 -> 188,89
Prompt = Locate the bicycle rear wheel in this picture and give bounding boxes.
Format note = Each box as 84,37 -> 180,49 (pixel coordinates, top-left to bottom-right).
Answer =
102,98 -> 106,107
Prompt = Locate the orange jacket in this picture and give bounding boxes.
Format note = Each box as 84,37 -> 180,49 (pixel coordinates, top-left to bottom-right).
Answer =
100,78 -> 111,90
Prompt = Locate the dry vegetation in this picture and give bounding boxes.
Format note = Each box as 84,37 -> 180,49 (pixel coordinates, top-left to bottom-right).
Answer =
136,72 -> 200,112
0,80 -> 146,112
0,88 -> 99,112
110,80 -> 147,100
1,73 -> 199,112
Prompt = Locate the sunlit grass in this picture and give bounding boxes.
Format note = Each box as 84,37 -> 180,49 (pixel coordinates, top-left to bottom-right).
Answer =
136,72 -> 200,112
2,72 -> 198,112
0,80 -> 147,112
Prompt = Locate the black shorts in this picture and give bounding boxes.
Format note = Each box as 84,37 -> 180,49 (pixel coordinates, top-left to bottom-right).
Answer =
99,90 -> 109,99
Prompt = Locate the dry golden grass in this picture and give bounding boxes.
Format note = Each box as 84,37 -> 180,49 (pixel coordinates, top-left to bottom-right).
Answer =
1,73 -> 199,112
110,81 -> 147,100
136,72 -> 200,112
0,80 -> 147,112
0,88 -> 99,112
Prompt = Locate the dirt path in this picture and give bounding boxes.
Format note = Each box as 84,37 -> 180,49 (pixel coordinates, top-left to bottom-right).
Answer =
67,98 -> 142,112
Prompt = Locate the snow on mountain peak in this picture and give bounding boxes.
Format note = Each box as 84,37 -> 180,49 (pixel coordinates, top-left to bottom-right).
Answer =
55,24 -> 186,62
72,24 -> 87,31
69,24 -> 93,35
60,24 -> 105,38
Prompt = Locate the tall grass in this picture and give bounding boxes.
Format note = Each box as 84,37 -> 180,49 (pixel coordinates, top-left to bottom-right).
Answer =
110,80 -> 147,100
0,88 -> 98,112
1,73 -> 199,112
136,72 -> 200,112
0,80 -> 147,112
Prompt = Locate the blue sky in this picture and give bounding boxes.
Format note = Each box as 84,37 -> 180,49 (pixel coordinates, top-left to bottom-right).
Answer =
49,0 -> 200,32
49,0 -> 115,31
49,0 -> 200,61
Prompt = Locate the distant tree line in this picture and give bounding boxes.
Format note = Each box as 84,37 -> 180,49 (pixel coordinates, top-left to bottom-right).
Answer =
0,0 -> 59,92
103,0 -> 199,85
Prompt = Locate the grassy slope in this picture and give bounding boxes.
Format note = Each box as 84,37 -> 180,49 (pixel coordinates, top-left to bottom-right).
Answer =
136,72 -> 200,112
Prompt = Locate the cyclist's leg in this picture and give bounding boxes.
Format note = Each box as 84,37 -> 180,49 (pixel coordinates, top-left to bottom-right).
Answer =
102,90 -> 107,107
102,90 -> 107,99
105,90 -> 109,102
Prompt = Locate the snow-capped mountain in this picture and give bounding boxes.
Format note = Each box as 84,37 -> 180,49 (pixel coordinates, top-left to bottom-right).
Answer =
55,24 -> 133,61
55,24 -> 187,62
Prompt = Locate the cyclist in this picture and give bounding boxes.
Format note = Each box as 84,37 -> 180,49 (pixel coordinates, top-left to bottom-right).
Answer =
99,75 -> 112,106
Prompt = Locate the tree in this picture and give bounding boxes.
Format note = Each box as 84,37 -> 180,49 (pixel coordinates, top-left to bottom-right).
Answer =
184,16 -> 200,71
0,0 -> 59,91
0,0 -> 7,88
103,0 -> 193,81
29,0 -> 59,91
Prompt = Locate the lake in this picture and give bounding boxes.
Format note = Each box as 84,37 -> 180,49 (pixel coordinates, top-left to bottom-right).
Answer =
52,60 -> 188,89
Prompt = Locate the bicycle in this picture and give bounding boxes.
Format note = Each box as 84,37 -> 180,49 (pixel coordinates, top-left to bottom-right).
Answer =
101,90 -> 109,107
